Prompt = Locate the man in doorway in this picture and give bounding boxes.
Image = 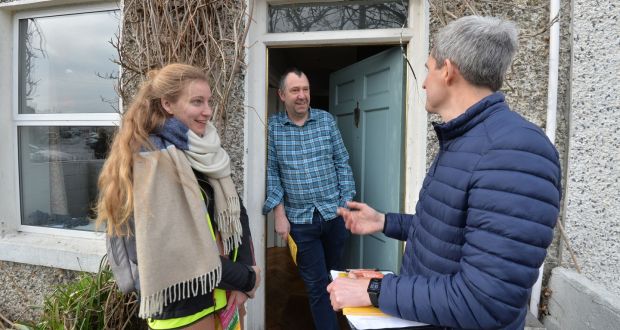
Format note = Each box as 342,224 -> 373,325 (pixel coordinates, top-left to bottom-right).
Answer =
263,68 -> 355,329
327,16 -> 561,329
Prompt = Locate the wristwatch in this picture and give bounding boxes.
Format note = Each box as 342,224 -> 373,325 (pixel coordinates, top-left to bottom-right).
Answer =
367,278 -> 382,307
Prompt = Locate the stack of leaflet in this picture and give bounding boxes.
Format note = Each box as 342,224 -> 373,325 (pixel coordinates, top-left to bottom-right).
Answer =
330,270 -> 430,330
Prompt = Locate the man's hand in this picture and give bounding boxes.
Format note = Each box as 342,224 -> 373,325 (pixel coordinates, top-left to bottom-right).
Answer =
327,277 -> 372,310
274,204 -> 290,242
245,265 -> 261,298
337,201 -> 385,235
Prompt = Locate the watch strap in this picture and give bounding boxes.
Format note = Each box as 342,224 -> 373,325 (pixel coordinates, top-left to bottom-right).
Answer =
367,278 -> 382,307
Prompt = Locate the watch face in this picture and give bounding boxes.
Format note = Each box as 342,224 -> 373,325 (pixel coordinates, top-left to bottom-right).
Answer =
368,279 -> 381,292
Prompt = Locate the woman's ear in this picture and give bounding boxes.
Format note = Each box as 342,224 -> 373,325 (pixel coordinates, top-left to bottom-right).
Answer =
161,98 -> 174,115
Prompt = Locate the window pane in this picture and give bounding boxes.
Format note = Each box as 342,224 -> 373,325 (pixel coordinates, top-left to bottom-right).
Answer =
18,10 -> 119,114
18,126 -> 116,231
269,0 -> 407,33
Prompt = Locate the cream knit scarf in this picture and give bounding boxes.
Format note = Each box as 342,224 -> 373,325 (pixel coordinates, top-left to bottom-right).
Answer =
133,118 -> 242,319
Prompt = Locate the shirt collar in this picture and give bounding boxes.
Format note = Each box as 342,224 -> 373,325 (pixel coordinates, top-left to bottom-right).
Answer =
282,108 -> 315,126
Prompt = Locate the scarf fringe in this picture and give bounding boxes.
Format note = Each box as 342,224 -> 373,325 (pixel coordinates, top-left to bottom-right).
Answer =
217,196 -> 243,254
138,266 -> 222,319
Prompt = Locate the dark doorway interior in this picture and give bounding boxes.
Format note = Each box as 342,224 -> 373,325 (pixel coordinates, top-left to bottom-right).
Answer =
265,45 -> 392,330
268,45 -> 393,112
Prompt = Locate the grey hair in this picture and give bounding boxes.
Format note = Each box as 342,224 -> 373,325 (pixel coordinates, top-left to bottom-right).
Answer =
279,67 -> 306,91
431,16 -> 518,91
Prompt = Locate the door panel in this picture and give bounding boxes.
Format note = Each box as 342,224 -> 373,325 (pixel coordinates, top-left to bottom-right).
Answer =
336,79 -> 357,103
330,47 -> 404,273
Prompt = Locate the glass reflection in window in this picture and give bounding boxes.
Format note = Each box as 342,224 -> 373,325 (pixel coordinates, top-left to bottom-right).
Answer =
18,126 -> 116,231
269,0 -> 408,33
18,10 -> 119,114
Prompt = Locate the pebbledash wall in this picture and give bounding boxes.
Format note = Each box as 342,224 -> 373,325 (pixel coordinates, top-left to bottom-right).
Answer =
1,0 -> 619,326
560,0 -> 620,296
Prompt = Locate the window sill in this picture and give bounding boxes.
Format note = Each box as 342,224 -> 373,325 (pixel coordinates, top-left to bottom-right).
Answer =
0,231 -> 105,273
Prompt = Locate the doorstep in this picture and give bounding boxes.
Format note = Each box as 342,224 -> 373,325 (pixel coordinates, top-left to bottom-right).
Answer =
525,312 -> 545,330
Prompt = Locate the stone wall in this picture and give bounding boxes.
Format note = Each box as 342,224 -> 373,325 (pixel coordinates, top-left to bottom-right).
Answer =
218,73 -> 247,192
0,261 -> 78,323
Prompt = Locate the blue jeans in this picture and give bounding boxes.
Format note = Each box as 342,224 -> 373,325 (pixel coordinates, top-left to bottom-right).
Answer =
290,210 -> 349,330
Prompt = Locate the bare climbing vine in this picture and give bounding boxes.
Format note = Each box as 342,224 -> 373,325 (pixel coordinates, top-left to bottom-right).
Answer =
112,0 -> 253,130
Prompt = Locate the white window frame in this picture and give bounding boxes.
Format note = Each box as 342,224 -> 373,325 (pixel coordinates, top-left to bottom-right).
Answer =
243,0 -> 429,327
0,0 -> 120,273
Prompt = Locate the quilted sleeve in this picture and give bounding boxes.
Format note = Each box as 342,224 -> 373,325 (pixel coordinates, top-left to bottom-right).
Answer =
383,213 -> 416,241
379,127 -> 562,329
106,231 -> 139,294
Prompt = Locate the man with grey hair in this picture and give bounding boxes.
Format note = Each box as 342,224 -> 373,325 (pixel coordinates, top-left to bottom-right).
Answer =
327,16 -> 561,329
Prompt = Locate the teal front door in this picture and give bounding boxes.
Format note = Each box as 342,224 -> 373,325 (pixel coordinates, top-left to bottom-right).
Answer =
330,47 -> 405,273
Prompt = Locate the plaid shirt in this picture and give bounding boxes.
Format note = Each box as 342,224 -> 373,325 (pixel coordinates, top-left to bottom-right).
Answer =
262,108 -> 356,224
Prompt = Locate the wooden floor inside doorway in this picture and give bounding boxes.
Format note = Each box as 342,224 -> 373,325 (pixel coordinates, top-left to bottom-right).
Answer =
266,247 -> 350,330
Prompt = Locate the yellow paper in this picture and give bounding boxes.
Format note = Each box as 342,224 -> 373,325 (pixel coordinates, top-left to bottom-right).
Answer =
330,270 -> 391,317
287,235 -> 297,265
343,306 -> 387,316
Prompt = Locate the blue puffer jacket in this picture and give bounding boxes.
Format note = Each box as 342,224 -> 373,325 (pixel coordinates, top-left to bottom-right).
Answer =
379,92 -> 561,329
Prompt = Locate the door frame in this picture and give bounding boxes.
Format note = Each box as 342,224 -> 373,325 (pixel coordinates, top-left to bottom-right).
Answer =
244,1 -> 429,328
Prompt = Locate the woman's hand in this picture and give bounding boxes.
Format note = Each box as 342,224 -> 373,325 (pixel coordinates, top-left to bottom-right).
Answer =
227,290 -> 249,309
226,265 -> 261,309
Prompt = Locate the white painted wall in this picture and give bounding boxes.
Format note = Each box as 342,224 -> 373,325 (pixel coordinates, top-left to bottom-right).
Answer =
243,1 -> 269,328
0,3 -> 18,235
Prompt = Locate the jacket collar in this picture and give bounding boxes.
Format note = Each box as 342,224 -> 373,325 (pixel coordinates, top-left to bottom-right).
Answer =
433,92 -> 506,141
